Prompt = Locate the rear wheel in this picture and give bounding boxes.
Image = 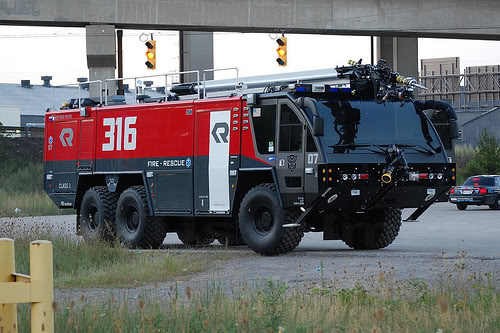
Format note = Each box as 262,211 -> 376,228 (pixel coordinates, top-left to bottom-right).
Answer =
489,196 -> 500,210
238,184 -> 304,255
116,186 -> 167,248
457,203 -> 467,210
79,186 -> 118,243
341,208 -> 402,250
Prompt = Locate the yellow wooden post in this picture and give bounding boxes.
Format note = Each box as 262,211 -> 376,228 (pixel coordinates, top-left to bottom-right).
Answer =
29,240 -> 54,333
0,238 -> 18,333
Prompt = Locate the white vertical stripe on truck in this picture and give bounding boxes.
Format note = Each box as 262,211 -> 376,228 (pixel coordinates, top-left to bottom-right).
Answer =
208,110 -> 231,211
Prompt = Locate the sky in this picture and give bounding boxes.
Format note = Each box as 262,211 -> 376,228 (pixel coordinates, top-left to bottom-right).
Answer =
2,26 -> 500,87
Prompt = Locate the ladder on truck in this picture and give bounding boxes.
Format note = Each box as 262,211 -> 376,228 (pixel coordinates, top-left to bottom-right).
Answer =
55,67 -> 346,108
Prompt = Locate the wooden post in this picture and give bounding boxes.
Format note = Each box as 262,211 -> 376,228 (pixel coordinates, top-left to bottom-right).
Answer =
0,238 -> 18,333
30,240 -> 54,333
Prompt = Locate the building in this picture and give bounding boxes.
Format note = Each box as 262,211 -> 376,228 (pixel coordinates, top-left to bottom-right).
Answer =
420,57 -> 500,147
0,77 -> 165,131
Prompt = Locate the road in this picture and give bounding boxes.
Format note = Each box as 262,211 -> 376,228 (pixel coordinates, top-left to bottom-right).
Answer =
3,203 -> 498,257
2,202 -> 499,303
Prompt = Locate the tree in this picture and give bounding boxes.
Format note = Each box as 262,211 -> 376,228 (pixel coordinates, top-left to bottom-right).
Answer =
463,129 -> 500,177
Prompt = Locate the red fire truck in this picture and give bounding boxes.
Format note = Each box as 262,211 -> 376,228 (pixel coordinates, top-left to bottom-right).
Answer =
44,61 -> 457,255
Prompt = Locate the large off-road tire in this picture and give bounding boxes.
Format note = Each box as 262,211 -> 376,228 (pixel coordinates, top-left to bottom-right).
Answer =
177,228 -> 215,246
79,186 -> 118,243
341,208 -> 402,250
238,184 -> 304,256
116,186 -> 167,249
488,196 -> 500,210
457,203 -> 467,211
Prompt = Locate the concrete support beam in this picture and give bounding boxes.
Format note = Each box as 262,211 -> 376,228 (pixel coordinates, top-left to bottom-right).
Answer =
2,1 -> 500,40
180,31 -> 214,82
86,25 -> 116,98
376,37 -> 418,79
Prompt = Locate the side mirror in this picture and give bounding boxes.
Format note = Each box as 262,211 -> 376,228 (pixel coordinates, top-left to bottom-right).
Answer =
449,119 -> 459,139
313,116 -> 324,136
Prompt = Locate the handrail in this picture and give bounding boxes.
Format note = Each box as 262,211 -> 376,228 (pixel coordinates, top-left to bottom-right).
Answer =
51,80 -> 103,109
104,70 -> 200,105
202,67 -> 239,99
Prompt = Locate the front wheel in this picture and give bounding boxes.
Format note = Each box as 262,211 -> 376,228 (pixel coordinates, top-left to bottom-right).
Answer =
457,203 -> 467,211
341,208 -> 402,250
238,184 -> 304,255
116,186 -> 167,248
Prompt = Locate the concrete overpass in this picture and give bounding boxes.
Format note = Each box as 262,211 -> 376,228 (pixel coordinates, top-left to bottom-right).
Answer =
2,0 -> 499,96
1,0 -> 499,39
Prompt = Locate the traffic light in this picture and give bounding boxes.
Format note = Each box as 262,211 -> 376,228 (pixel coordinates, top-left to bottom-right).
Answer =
145,40 -> 156,70
276,37 -> 287,66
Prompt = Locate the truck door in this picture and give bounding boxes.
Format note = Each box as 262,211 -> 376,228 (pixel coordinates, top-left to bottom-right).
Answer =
276,99 -> 305,207
54,118 -> 78,196
78,117 -> 95,172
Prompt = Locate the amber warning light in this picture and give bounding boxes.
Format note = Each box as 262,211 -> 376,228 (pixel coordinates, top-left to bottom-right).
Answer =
145,40 -> 156,70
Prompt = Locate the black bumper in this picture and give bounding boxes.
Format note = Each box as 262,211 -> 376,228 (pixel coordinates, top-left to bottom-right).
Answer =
317,162 -> 455,212
449,194 -> 497,205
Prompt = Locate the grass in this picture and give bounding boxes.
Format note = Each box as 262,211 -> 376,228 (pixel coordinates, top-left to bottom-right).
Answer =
0,189 -> 73,217
0,162 -> 74,217
13,277 -> 500,332
9,233 -> 241,288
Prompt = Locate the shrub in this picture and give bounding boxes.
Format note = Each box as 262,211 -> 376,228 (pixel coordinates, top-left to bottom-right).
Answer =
463,129 -> 500,179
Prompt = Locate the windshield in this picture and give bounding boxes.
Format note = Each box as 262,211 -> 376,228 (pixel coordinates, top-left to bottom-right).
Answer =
463,176 -> 495,186
315,100 -> 441,154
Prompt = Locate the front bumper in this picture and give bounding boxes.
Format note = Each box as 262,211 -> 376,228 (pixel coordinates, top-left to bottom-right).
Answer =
317,162 -> 455,211
449,194 -> 497,205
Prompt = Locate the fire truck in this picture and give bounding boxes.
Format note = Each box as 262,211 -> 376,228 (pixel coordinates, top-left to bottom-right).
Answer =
44,60 -> 457,255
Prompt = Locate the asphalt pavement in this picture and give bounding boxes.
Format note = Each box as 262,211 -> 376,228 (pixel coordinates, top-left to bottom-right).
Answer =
3,202 -> 499,303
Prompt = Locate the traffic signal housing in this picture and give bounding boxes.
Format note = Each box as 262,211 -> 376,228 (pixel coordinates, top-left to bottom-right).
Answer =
145,40 -> 156,70
276,37 -> 287,66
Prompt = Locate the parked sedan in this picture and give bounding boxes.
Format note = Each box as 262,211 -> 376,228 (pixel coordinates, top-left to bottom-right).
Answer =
449,175 -> 500,210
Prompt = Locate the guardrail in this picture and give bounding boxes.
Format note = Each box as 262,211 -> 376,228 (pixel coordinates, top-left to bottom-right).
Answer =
0,239 -> 54,333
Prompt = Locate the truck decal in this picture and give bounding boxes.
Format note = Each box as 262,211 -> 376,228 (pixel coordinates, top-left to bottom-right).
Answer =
208,110 -> 231,211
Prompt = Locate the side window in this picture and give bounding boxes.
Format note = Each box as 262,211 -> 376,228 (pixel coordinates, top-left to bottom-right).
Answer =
279,104 -> 303,152
252,105 -> 276,155
306,128 -> 317,152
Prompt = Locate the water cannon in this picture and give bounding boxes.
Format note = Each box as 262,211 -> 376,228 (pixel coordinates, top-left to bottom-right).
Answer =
336,59 -> 427,102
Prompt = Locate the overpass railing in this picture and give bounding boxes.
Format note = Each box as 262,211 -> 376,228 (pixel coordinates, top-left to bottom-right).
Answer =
0,239 -> 54,333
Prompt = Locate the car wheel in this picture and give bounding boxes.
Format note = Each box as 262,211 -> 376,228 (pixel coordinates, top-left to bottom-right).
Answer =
488,196 -> 500,210
116,186 -> 167,248
456,203 -> 467,211
238,183 -> 304,255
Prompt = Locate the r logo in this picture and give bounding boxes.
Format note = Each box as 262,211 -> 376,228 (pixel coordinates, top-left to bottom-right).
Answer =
60,128 -> 73,147
211,122 -> 229,143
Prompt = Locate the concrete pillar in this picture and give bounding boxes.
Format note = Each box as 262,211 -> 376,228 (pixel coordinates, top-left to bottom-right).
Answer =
376,37 -> 418,79
86,25 -> 116,98
180,31 -> 214,83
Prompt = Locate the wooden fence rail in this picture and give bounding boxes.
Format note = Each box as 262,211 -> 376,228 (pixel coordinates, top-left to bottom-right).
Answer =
0,238 -> 54,333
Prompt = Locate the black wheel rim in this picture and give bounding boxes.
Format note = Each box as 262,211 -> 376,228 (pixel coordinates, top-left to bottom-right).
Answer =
125,208 -> 140,233
253,207 -> 274,234
87,207 -> 99,231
